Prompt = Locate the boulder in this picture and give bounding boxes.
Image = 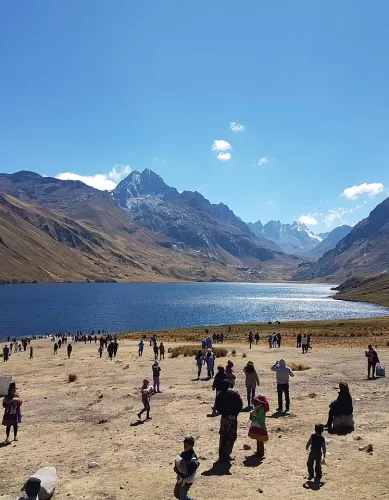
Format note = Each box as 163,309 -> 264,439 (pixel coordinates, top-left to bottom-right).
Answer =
23,467 -> 57,500
0,375 -> 12,396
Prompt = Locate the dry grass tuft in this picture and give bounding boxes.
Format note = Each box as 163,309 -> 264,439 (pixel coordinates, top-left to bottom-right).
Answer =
289,362 -> 311,371
242,353 -> 247,358
68,373 -> 77,383
168,345 -> 228,358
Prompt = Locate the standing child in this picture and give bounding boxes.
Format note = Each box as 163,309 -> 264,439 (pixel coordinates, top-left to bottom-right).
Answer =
225,360 -> 236,387
152,360 -> 161,393
306,424 -> 326,483
138,340 -> 144,357
205,349 -> 215,378
137,379 -> 153,421
248,394 -> 269,457
174,436 -> 199,500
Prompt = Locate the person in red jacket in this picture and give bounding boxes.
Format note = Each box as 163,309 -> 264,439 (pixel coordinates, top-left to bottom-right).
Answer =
2,382 -> 22,443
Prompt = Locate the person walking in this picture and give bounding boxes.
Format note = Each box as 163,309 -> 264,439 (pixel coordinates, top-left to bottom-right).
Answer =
107,342 -> 114,360
174,436 -> 199,500
3,345 -> 10,362
67,343 -> 72,359
153,342 -> 159,361
271,359 -> 294,413
211,366 -> 227,415
255,333 -> 260,345
296,333 -> 302,348
195,349 -> 204,380
113,340 -> 119,357
215,379 -> 243,462
159,342 -> 165,360
98,345 -> 104,358
248,394 -> 269,458
2,382 -> 22,443
301,334 -> 308,354
29,346 -> 33,360
248,332 -> 253,349
365,345 -> 380,379
306,424 -> 326,483
138,340 -> 144,357
137,379 -> 153,421
53,343 -> 58,355
243,361 -> 260,408
152,360 -> 161,393
205,349 -> 215,379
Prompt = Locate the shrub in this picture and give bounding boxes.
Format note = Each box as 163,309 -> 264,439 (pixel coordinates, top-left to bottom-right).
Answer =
289,362 -> 310,371
168,345 -> 228,358
242,353 -> 247,358
231,350 -> 236,356
68,373 -> 77,383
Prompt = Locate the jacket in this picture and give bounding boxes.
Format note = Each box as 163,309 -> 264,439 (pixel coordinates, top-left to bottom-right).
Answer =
271,359 -> 294,384
174,450 -> 199,484
244,368 -> 260,388
213,372 -> 227,392
330,391 -> 353,416
215,388 -> 243,417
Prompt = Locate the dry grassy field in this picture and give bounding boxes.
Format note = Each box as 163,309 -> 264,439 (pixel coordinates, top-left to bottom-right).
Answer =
1,330 -> 389,499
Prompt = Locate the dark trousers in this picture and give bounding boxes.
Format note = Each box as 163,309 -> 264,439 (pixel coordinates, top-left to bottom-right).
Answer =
160,352 -> 164,360
297,340 -> 301,348
6,424 -> 18,439
368,361 -> 377,378
246,386 -> 255,407
139,400 -> 150,418
174,482 -> 192,499
219,416 -> 237,460
302,344 -> 308,353
307,451 -> 322,480
277,383 -> 290,410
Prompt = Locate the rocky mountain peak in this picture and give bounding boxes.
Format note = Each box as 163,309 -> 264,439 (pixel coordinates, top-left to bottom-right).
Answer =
115,169 -> 177,200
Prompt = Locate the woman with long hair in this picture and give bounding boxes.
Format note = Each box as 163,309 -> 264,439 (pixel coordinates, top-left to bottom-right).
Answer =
2,382 -> 22,443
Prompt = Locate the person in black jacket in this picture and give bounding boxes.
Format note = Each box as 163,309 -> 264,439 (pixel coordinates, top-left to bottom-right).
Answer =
215,379 -> 243,462
325,382 -> 353,431
365,345 -> 380,379
211,366 -> 227,415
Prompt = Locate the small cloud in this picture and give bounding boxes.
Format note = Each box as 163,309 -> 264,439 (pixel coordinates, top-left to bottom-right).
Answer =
154,157 -> 166,164
298,214 -> 318,226
341,182 -> 384,200
56,164 -> 131,191
257,157 -> 268,167
217,152 -> 232,161
230,122 -> 245,132
267,201 -> 275,205
212,140 -> 232,152
324,207 -> 351,227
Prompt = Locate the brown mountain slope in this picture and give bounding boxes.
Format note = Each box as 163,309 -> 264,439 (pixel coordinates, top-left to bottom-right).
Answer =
334,274 -> 389,308
293,197 -> 389,281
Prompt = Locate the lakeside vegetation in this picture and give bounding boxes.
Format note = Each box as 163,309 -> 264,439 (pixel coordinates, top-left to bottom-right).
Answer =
334,274 -> 389,308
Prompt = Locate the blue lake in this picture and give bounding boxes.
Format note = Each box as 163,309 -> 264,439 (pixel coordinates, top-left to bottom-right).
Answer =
0,282 -> 387,338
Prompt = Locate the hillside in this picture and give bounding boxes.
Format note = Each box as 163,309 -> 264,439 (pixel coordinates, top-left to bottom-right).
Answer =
310,225 -> 352,258
334,274 -> 389,308
293,197 -> 389,281
0,171 -> 302,283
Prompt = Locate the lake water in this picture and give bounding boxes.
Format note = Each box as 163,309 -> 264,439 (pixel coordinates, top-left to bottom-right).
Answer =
0,282 -> 387,338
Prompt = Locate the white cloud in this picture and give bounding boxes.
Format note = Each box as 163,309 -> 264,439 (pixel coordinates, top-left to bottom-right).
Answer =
341,182 -> 384,200
267,201 -> 275,205
217,152 -> 232,161
230,122 -> 245,132
324,207 -> 352,227
212,140 -> 232,152
56,164 -> 131,191
257,157 -> 268,167
298,214 -> 318,226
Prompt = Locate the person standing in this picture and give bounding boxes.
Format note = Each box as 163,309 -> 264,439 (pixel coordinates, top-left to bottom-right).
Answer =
271,359 -> 294,413
159,342 -> 165,360
248,332 -> 253,349
152,360 -> 161,393
153,342 -> 159,361
276,332 -> 282,348
225,360 -> 236,387
211,366 -> 227,415
138,340 -> 144,357
215,379 -> 243,462
53,343 -> 58,355
113,340 -> 119,357
2,382 -> 22,443
296,333 -> 302,348
301,335 -> 308,354
107,342 -> 114,360
195,349 -> 204,380
3,345 -> 10,362
67,343 -> 72,359
306,424 -> 326,483
248,394 -> 269,457
137,379 -> 153,420
255,333 -> 260,345
29,346 -> 33,360
365,345 -> 380,379
174,436 -> 199,500
243,361 -> 260,408
205,349 -> 215,379
98,345 -> 104,358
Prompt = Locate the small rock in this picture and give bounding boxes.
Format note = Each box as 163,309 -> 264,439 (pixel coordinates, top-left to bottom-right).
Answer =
123,365 -> 129,370
98,418 -> 108,424
308,393 -> 317,398
88,461 -> 100,469
98,394 -> 104,399
243,444 -> 251,450
278,435 -> 282,438
120,486 -> 124,490
354,436 -> 363,441
70,469 -> 77,473
359,444 -> 373,452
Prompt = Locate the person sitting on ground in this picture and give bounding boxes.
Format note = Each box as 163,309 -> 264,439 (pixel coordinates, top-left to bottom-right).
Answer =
325,382 -> 353,431
271,359 -> 294,413
248,394 -> 269,458
243,361 -> 260,408
211,366 -> 227,415
306,423 -> 326,484
365,344 -> 380,379
174,436 -> 199,500
225,360 -> 236,387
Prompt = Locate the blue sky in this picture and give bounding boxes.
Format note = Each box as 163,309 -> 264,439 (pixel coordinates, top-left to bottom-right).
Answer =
1,1 -> 389,232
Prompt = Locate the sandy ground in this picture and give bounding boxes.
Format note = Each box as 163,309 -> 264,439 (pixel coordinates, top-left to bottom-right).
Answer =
1,339 -> 389,500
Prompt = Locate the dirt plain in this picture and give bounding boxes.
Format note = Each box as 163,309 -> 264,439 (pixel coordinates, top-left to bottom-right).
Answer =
1,334 -> 389,500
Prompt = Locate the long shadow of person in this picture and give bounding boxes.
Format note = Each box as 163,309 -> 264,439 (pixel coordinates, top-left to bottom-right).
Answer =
201,461 -> 232,476
268,411 -> 286,419
130,420 -> 146,426
243,454 -> 264,467
303,480 -> 325,490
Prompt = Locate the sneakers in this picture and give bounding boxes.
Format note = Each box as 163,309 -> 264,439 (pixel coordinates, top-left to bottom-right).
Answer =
4,438 -> 9,444
14,437 -> 18,442
137,413 -> 142,419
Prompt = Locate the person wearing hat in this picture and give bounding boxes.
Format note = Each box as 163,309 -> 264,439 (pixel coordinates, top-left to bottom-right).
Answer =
365,345 -> 380,379
215,379 -> 243,462
174,435 -> 199,500
2,382 -> 22,443
248,394 -> 269,457
152,360 -> 161,393
137,379 -> 153,420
